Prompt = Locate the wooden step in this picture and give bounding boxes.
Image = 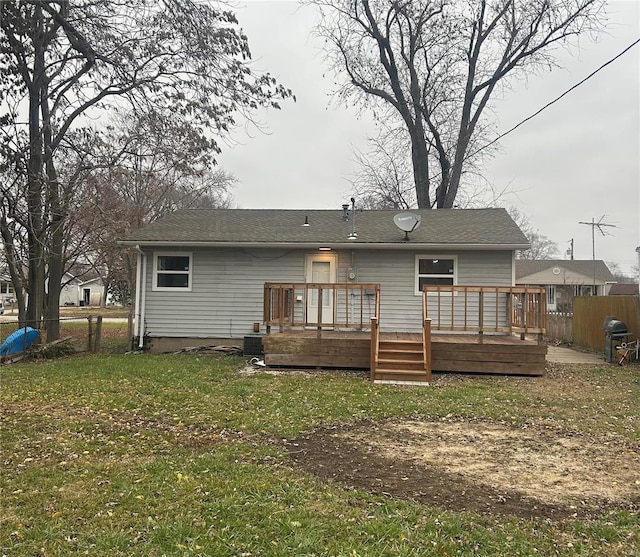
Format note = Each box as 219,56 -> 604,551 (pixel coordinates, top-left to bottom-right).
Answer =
378,350 -> 424,362
379,339 -> 423,347
379,345 -> 423,354
377,358 -> 425,371
373,336 -> 429,383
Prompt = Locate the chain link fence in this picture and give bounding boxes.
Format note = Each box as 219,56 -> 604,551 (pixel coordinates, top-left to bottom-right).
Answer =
0,315 -> 131,355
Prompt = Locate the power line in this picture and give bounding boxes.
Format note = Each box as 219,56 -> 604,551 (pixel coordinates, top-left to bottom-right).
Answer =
417,36 -> 640,202
468,37 -> 640,160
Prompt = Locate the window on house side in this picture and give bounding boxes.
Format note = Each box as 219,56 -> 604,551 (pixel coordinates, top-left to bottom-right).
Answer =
416,256 -> 456,294
153,253 -> 192,291
547,286 -> 555,305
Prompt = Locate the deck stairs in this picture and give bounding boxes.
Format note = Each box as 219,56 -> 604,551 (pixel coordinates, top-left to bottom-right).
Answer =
372,337 -> 430,384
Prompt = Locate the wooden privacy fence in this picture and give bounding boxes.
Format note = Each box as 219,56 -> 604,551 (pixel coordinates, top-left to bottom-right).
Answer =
573,295 -> 640,351
264,282 -> 380,331
545,312 -> 573,343
422,285 -> 546,340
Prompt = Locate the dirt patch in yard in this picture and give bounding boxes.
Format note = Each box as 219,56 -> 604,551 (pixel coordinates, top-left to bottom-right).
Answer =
287,366 -> 640,520
288,417 -> 639,520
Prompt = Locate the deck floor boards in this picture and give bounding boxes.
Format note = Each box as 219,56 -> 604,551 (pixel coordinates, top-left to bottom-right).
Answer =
266,330 -> 541,346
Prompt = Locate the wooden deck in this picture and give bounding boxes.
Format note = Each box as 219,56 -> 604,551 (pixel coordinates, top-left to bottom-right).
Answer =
262,331 -> 547,376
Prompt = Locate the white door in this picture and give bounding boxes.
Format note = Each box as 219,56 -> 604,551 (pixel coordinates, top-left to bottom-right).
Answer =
305,254 -> 337,325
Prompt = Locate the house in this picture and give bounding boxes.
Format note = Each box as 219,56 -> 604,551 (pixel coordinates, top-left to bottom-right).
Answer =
0,273 -> 16,304
515,259 -> 615,312
59,271 -> 105,306
119,207 -> 548,379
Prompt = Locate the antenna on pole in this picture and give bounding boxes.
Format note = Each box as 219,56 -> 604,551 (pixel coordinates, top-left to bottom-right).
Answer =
578,216 -> 616,294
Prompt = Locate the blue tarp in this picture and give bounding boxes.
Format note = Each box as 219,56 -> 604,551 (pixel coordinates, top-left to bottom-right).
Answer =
0,327 -> 39,356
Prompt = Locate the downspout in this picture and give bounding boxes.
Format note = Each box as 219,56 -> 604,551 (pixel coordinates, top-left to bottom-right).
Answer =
134,246 -> 147,349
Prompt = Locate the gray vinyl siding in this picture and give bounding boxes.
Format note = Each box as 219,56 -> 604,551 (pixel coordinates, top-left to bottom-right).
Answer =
143,248 -> 306,338
140,247 -> 515,338
352,250 -> 513,333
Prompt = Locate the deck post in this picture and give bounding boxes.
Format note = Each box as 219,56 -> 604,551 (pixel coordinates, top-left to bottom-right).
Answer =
370,317 -> 379,381
507,289 -> 514,334
478,290 -> 484,344
316,286 -> 323,338
537,288 -> 546,345
422,317 -> 432,381
519,291 -> 526,340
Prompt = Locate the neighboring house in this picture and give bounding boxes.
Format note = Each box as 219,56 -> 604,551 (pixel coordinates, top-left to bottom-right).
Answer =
515,259 -> 615,312
120,207 -> 530,351
59,272 -> 105,306
608,283 -> 639,296
0,274 -> 17,303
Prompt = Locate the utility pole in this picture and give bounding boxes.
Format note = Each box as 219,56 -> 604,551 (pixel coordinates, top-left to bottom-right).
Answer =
566,238 -> 574,260
578,217 -> 616,295
636,246 -> 640,295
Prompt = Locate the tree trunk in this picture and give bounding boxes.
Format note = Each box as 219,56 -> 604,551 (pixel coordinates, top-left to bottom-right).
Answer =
25,6 -> 46,329
408,120 -> 431,209
42,88 -> 63,342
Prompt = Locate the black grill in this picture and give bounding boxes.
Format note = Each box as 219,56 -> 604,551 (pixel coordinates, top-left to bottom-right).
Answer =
603,317 -> 628,335
603,317 -> 630,362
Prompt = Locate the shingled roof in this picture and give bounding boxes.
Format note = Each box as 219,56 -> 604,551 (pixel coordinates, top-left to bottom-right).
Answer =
120,208 -> 529,249
515,259 -> 615,282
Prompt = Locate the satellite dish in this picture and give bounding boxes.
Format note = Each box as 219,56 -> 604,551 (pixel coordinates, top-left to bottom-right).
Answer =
393,212 -> 421,240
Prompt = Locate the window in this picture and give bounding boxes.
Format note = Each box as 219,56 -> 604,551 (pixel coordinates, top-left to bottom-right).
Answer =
415,256 -> 456,294
153,253 -> 192,291
547,285 -> 555,305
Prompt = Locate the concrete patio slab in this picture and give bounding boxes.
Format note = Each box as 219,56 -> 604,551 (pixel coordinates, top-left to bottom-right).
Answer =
546,346 -> 605,364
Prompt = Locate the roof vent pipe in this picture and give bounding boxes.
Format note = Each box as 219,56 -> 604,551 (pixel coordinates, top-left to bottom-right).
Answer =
342,204 -> 350,221
347,197 -> 358,240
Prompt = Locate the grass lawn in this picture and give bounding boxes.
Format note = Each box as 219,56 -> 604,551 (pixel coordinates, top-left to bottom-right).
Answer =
59,307 -> 130,319
1,354 -> 638,556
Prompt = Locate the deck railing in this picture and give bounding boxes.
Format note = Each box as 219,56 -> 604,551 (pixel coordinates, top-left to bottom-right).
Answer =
264,282 -> 380,331
422,285 -> 546,339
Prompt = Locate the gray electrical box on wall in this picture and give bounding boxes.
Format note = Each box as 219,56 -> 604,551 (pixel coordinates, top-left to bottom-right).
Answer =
347,267 -> 358,282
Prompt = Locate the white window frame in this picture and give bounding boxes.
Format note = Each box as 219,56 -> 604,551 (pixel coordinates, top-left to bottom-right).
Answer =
1,282 -> 14,295
152,252 -> 193,292
415,254 -> 457,296
547,285 -> 556,305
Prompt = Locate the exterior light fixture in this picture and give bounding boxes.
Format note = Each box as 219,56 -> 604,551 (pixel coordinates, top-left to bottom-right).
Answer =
319,247 -> 331,251
302,215 -> 310,227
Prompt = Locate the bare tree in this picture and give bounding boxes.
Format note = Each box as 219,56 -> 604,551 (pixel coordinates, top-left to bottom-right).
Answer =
605,261 -> 636,283
349,128 -> 415,209
350,123 -> 510,209
312,0 -> 606,208
1,0 -> 292,339
509,207 -> 559,260
77,140 -> 237,314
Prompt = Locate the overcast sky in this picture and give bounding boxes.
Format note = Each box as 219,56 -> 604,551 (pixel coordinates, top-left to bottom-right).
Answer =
218,0 -> 640,275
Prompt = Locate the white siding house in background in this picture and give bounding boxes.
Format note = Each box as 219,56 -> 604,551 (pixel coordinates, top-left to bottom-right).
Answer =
120,208 -> 530,351
59,272 -> 105,306
515,260 -> 615,312
0,274 -> 16,303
